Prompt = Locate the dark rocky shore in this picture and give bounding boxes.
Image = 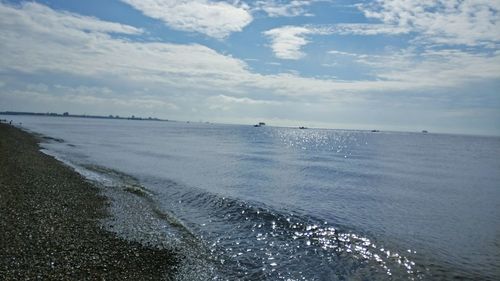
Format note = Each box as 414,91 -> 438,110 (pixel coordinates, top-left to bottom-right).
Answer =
0,123 -> 177,280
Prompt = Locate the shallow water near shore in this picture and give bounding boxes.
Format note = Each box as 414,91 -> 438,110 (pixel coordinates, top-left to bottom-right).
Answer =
7,115 -> 500,280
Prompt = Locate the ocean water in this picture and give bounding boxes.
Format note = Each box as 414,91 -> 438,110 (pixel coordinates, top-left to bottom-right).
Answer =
6,115 -> 500,280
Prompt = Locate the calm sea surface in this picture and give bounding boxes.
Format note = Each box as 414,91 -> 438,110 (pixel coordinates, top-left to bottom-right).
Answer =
6,116 -> 500,280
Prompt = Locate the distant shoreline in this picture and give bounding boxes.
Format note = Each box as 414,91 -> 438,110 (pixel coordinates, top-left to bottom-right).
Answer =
0,111 -> 168,122
0,123 -> 177,279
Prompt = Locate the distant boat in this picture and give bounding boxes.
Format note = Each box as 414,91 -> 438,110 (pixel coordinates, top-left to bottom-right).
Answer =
299,126 -> 307,129
254,122 -> 266,127
422,130 -> 428,133
371,129 -> 380,132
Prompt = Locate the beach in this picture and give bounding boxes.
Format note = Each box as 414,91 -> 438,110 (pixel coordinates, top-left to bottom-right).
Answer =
2,116 -> 498,280
0,123 -> 177,280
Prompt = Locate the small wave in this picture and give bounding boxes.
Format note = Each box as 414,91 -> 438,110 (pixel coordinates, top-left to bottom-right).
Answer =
152,182 -> 426,280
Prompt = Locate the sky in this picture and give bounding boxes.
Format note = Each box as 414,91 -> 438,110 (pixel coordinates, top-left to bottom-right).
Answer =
0,0 -> 499,135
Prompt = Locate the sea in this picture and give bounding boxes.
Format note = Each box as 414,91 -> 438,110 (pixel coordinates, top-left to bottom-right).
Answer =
5,115 -> 500,280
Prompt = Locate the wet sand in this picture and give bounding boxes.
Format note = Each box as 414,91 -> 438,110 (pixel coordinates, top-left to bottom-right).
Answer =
0,123 -> 177,280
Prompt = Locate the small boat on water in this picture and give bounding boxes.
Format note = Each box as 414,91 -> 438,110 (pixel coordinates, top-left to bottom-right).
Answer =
298,126 -> 307,129
371,129 -> 380,132
254,122 -> 266,127
422,130 -> 428,133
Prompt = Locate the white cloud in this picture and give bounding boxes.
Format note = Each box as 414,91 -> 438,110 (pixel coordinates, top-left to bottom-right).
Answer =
263,26 -> 331,59
331,23 -> 409,35
263,23 -> 409,60
121,0 -> 252,39
375,49 -> 500,85
255,0 -> 314,17
215,94 -> 278,105
328,47 -> 500,89
328,50 -> 358,56
357,0 -> 500,46
0,2 -> 142,35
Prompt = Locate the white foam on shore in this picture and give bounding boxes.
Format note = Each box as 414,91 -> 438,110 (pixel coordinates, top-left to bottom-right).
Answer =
39,146 -> 222,281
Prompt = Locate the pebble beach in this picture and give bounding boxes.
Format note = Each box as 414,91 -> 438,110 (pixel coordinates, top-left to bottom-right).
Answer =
0,123 -> 177,280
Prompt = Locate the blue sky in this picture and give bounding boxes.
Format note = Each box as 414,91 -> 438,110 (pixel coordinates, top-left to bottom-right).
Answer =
0,0 -> 499,135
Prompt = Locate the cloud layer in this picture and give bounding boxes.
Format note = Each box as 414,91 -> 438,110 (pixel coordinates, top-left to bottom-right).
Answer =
2,2 -> 499,99
263,0 -> 500,60
358,0 -> 500,46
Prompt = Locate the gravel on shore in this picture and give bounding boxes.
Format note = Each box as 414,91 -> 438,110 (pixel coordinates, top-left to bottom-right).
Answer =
0,123 -> 178,280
